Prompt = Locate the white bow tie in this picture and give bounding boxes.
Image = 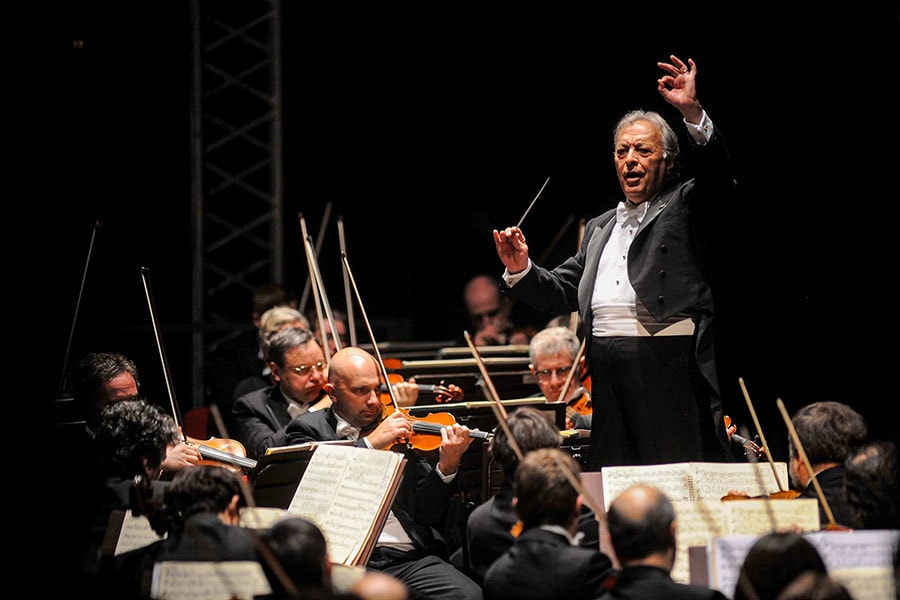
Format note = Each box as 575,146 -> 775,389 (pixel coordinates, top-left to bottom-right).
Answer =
616,201 -> 646,225
336,421 -> 360,441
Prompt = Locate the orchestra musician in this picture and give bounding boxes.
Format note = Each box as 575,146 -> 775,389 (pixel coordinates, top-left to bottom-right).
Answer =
75,399 -> 181,597
788,401 -> 868,528
527,325 -> 591,430
492,54 -> 734,469
233,327 -> 420,460
464,406 -> 599,583
284,346 -> 483,600
231,326 -> 332,460
481,448 -> 615,600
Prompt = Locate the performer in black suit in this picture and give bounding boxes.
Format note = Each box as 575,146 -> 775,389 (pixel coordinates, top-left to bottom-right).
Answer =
465,406 -> 598,583
481,448 -> 615,600
601,483 -> 727,599
493,54 -> 735,469
106,466 -> 259,600
789,401 -> 868,528
284,346 -> 483,600
232,326 -> 331,459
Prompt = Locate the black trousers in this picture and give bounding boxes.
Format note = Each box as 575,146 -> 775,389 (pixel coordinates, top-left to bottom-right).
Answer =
369,548 -> 483,600
588,335 -> 729,470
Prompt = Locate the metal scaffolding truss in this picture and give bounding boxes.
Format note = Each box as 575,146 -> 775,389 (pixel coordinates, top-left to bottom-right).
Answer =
189,0 -> 283,407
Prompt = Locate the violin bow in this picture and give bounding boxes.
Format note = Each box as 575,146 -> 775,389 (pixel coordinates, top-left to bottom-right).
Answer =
738,377 -> 788,492
341,253 -> 404,420
516,176 -> 550,229
141,267 -> 256,471
463,330 -> 521,458
299,214 -> 343,354
775,398 -> 839,529
464,330 -> 604,519
141,266 -> 185,436
557,338 -> 586,411
337,216 -> 357,347
58,220 -> 101,394
299,214 -> 329,352
298,202 -> 333,314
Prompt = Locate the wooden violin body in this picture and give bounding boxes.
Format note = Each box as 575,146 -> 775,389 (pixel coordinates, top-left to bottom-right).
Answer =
381,404 -> 490,453
185,433 -> 257,471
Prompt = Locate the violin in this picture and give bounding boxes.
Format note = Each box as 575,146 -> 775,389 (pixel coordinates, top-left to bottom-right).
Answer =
565,391 -> 592,430
381,402 -> 491,453
724,415 -> 766,459
720,414 -> 800,501
380,373 -> 464,405
179,428 -> 257,472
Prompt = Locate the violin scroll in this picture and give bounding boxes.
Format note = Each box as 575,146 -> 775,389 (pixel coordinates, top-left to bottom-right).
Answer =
724,415 -> 766,459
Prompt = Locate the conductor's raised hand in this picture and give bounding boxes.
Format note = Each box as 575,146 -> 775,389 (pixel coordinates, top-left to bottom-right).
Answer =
657,55 -> 703,124
492,226 -> 529,275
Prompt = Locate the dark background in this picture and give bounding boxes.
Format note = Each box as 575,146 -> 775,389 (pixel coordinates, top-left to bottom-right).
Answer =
45,4 -> 899,459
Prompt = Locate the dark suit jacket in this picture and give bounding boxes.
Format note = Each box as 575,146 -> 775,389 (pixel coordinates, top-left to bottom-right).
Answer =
105,512 -> 259,599
285,408 -> 457,561
466,486 -> 601,581
503,129 -> 735,452
482,527 -> 615,600
207,328 -> 264,430
232,386 -> 295,459
800,465 -> 854,528
599,565 -> 728,599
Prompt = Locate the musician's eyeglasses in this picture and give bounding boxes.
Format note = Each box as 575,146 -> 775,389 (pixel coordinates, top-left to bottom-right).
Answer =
533,366 -> 572,381
289,361 -> 328,375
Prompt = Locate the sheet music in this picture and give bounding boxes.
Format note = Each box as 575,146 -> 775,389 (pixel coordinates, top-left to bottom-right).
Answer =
689,462 -> 788,500
831,567 -> 896,600
600,462 -> 789,511
672,499 -> 819,586
110,511 -> 167,555
287,444 -> 404,565
601,464 -> 694,509
709,529 -> 900,598
240,506 -> 289,530
150,561 -> 271,600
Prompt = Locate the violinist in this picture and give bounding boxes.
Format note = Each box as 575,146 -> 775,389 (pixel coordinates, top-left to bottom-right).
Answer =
284,347 -> 483,600
107,466 -> 259,600
232,326 -> 330,460
64,351 -> 202,472
528,326 -> 591,430
230,305 -> 310,401
465,407 -> 600,583
788,401 -> 868,528
233,327 -> 421,461
74,399 -> 180,597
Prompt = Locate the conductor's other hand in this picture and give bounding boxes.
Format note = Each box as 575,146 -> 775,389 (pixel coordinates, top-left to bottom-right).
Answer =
493,226 -> 529,275
656,54 -> 703,124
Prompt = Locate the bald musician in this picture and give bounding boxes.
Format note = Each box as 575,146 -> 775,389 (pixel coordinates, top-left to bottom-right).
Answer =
284,346 -> 483,600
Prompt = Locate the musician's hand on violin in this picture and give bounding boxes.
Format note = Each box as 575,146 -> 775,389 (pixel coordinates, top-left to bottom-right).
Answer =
493,226 -> 529,274
161,441 -> 202,471
437,423 -> 474,476
391,377 -> 420,408
368,409 -> 413,450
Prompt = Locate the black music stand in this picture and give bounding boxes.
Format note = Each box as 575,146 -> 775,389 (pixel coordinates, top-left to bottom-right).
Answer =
249,441 -> 355,508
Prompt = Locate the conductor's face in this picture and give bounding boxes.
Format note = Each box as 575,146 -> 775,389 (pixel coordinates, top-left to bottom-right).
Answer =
614,120 -> 670,205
